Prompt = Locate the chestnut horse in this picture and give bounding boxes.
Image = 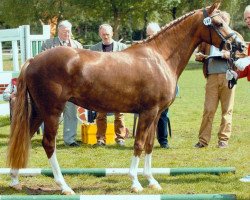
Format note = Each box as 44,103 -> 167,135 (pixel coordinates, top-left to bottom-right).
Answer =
7,3 -> 244,194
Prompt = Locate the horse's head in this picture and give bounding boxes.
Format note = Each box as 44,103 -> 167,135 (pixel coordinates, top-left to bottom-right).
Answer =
200,2 -> 245,53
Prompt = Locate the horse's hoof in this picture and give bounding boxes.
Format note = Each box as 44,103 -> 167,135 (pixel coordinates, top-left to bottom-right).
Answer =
62,189 -> 75,195
131,186 -> 143,193
10,184 -> 22,191
148,184 -> 162,190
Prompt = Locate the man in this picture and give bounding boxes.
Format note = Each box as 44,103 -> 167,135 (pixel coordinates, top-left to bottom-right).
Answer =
227,5 -> 250,82
90,24 -> 127,147
3,78 -> 17,121
231,5 -> 250,183
42,20 -> 83,147
194,11 -> 236,149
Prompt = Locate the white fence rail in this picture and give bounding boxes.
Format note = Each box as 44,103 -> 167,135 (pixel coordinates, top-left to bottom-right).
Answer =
0,25 -> 50,72
0,25 -> 50,100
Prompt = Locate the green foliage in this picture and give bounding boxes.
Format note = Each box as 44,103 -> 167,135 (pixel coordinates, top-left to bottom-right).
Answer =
0,1 -> 249,45
0,67 -> 249,198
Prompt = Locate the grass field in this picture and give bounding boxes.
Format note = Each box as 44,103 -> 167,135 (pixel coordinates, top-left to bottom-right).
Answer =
0,66 -> 249,199
2,54 -> 19,71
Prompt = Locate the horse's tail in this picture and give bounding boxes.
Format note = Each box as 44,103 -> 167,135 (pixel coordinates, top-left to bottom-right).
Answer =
7,58 -> 33,169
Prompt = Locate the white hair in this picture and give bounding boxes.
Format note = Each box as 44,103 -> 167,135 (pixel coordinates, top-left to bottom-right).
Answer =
146,22 -> 161,35
58,20 -> 72,30
244,5 -> 250,14
99,24 -> 113,32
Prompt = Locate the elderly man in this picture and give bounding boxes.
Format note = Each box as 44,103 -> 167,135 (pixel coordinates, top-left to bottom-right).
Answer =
194,11 -> 237,149
90,23 -> 127,147
42,20 -> 83,147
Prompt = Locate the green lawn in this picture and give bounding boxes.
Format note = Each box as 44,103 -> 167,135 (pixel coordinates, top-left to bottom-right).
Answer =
2,54 -> 20,71
0,67 -> 249,199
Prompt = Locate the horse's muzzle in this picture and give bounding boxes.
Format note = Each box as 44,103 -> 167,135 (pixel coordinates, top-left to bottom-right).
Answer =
233,37 -> 246,53
225,40 -> 245,53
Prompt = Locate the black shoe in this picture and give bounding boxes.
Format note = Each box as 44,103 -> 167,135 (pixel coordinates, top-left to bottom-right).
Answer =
160,144 -> 170,149
194,142 -> 206,148
69,142 -> 80,147
93,141 -> 106,147
116,140 -> 125,147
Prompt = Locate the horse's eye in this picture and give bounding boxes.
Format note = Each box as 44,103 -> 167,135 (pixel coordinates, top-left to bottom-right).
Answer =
218,23 -> 223,28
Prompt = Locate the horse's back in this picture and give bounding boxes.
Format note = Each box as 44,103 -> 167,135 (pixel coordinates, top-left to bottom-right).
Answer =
25,46 -> 176,114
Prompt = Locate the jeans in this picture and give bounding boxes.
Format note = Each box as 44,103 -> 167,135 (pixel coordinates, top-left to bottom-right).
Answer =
157,108 -> 169,146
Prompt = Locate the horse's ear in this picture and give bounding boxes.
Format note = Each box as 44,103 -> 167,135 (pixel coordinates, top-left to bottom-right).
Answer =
207,1 -> 221,15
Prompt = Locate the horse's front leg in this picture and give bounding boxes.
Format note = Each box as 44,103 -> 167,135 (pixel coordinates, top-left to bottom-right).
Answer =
144,116 -> 162,190
129,155 -> 142,192
42,116 -> 74,195
144,154 -> 162,190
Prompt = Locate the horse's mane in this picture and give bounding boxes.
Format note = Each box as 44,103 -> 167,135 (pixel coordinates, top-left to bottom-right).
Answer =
132,9 -> 198,46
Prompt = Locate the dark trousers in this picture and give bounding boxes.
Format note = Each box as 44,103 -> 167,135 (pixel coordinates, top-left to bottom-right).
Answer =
157,108 -> 169,146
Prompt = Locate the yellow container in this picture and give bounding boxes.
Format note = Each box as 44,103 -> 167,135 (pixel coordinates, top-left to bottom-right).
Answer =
81,123 -> 115,144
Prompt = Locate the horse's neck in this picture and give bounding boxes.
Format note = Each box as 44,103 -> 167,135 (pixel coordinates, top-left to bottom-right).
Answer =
149,13 -> 201,79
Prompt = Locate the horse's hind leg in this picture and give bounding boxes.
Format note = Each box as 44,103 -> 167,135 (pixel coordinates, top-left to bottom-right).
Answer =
9,169 -> 22,190
129,109 -> 157,193
9,102 -> 42,190
144,114 -> 162,190
42,114 -> 75,195
49,150 -> 74,194
30,110 -> 43,137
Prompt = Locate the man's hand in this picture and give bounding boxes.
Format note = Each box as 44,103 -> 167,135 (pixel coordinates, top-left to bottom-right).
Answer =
226,70 -> 238,80
221,50 -> 230,59
195,52 -> 207,62
234,56 -> 250,71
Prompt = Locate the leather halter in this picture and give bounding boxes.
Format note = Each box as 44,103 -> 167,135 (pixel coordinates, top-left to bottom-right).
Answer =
202,9 -> 235,51
203,9 -> 238,89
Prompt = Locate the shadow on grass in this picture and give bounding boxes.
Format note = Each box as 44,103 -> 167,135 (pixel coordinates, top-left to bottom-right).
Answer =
0,141 -> 8,147
186,62 -> 202,70
0,186 -> 61,195
0,116 -> 10,127
157,174 -> 236,184
0,133 -> 9,139
23,186 -> 61,195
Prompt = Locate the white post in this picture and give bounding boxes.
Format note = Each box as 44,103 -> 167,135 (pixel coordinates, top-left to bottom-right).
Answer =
24,25 -> 31,60
43,25 -> 51,38
19,26 -> 25,65
0,42 -> 3,72
29,25 -> 50,57
12,41 -> 19,71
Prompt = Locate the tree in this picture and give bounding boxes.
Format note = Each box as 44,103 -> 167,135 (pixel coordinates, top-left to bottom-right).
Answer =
0,0 -> 81,36
0,0 -> 248,42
